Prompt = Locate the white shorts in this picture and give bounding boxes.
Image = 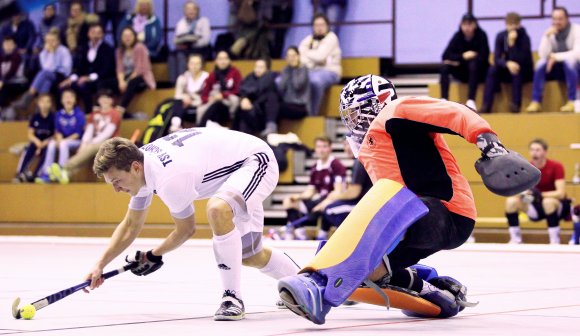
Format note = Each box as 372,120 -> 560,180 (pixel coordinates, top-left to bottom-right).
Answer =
214,150 -> 278,256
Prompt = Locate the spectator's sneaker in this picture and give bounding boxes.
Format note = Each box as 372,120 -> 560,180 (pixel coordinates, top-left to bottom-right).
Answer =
35,174 -> 51,184
465,100 -> 477,111
560,101 -> 575,113
214,290 -> 245,321
525,101 -> 542,113
294,227 -> 308,240
49,163 -> 69,184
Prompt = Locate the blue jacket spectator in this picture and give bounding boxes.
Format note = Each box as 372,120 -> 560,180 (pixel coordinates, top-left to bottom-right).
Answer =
118,0 -> 163,60
1,14 -> 36,53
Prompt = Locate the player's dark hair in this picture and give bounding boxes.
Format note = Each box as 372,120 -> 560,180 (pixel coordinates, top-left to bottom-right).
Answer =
529,138 -> 548,151
93,137 -> 144,177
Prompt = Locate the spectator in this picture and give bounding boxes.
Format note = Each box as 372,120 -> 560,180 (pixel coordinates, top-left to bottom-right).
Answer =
525,7 -> 580,113
312,0 -> 347,35
65,1 -> 99,56
299,13 -> 342,115
198,50 -> 241,127
481,12 -> 533,113
171,0 -> 211,80
118,0 -> 163,60
283,135 -> 346,240
36,4 -> 66,53
59,23 -> 117,113
230,0 -> 271,59
233,58 -> 279,136
12,28 -> 72,113
0,14 -> 36,54
36,89 -> 85,183
94,0 -> 131,45
277,46 -> 311,119
58,0 -> 92,18
312,139 -> 372,240
49,89 -> 122,184
0,35 -> 27,116
505,138 -> 566,244
116,27 -> 156,117
14,94 -> 54,183
172,53 -> 209,131
440,13 -> 489,111
270,0 -> 294,59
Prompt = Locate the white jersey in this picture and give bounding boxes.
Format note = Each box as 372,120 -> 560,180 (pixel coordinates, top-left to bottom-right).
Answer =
129,128 -> 276,219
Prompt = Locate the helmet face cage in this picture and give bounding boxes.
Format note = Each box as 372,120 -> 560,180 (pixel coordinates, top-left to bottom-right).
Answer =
340,75 -> 395,148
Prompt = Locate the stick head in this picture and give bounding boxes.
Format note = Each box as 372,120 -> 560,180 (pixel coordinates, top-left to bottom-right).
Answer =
12,297 -> 21,319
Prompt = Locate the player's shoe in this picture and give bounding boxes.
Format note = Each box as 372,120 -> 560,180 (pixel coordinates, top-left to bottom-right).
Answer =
278,272 -> 331,325
49,163 -> 69,184
214,290 -> 245,321
403,276 -> 476,318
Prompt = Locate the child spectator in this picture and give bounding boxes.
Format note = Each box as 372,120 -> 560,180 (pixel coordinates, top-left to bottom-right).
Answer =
198,50 -> 241,127
277,46 -> 311,119
233,58 -> 280,136
299,13 -> 342,115
0,35 -> 27,117
36,89 -> 85,183
172,54 -> 209,131
14,94 -> 54,183
118,0 -> 163,60
50,89 -> 121,184
116,27 -> 156,118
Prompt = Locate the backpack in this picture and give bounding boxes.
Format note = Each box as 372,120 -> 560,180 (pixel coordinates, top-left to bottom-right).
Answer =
139,98 -> 175,146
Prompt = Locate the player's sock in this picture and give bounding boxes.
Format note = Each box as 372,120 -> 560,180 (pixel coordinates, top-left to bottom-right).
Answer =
548,226 -> 560,245
259,249 -> 300,279
213,228 -> 242,297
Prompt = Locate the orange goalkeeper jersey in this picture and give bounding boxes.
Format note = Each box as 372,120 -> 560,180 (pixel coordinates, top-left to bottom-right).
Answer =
358,96 -> 495,221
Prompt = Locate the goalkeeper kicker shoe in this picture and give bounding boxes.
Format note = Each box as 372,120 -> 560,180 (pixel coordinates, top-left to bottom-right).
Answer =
278,272 -> 331,325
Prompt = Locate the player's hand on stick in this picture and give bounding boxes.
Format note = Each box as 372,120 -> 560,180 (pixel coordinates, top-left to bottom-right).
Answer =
83,266 -> 104,293
125,250 -> 164,276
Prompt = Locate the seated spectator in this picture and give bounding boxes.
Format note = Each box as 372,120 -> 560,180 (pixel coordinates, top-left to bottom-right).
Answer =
36,4 -> 66,53
171,0 -> 211,80
94,0 -> 131,46
270,1 -> 294,59
65,1 -> 99,56
277,46 -> 311,119
14,94 -> 54,183
0,35 -> 27,117
481,12 -> 533,113
198,50 -> 241,127
283,136 -> 346,240
299,13 -> 342,115
36,89 -> 85,183
505,138 -> 566,244
49,89 -> 122,184
116,27 -> 156,118
59,23 -> 117,113
172,53 -> 209,131
0,14 -> 36,55
1,14 -> 36,79
118,0 -> 163,60
312,139 -> 372,240
312,0 -> 347,35
440,13 -> 489,111
12,28 -> 72,114
525,7 -> 580,113
233,58 -> 279,136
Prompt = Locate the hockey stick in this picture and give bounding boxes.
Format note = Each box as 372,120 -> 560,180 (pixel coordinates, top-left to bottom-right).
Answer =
12,262 -> 137,319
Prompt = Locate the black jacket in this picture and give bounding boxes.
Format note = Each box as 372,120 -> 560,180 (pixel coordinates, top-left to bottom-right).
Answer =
239,71 -> 278,103
493,27 -> 533,81
442,26 -> 490,67
73,40 -> 116,81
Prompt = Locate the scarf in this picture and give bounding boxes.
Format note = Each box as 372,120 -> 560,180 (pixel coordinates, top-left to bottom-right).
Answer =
555,23 -> 571,53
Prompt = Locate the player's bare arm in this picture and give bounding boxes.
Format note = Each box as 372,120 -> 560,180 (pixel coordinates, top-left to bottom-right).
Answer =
152,214 -> 196,256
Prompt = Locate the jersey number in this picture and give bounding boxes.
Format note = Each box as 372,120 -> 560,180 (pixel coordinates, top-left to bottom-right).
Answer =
162,129 -> 200,147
